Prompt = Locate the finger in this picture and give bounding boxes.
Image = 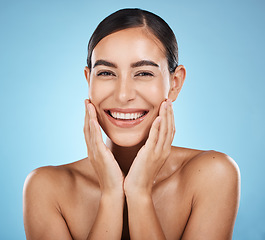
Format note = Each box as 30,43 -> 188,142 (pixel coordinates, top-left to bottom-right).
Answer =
91,119 -> 104,145
155,101 -> 168,153
170,101 -> 176,142
89,119 -> 103,172
145,116 -> 161,149
90,117 -> 109,160
86,102 -> 98,141
164,99 -> 174,149
84,99 -> 91,144
89,119 -> 100,160
87,102 -> 104,147
87,102 -> 97,120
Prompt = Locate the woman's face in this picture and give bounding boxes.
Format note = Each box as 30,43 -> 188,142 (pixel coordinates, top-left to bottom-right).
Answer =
86,27 -> 173,147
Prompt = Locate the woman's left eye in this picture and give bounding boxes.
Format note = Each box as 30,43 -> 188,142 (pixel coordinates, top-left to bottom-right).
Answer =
135,72 -> 154,77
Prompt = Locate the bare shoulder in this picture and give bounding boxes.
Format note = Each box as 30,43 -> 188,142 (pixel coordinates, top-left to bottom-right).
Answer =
182,149 -> 240,185
23,165 -> 73,239
169,147 -> 241,207
24,165 -> 71,195
23,164 -> 74,222
23,159 -> 99,239
23,158 -> 97,198
23,158 -> 99,216
172,148 -> 241,239
177,149 -> 241,198
168,147 -> 240,188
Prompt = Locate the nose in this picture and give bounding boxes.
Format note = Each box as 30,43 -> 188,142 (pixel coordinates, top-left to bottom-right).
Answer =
114,75 -> 136,104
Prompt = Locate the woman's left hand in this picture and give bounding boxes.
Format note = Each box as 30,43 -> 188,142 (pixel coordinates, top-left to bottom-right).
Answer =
124,99 -> 175,197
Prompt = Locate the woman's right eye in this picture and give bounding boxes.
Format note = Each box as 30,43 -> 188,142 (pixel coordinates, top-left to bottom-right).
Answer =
97,71 -> 115,77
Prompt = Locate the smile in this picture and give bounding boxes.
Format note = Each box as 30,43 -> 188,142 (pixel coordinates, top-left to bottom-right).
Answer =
104,109 -> 149,128
107,110 -> 147,120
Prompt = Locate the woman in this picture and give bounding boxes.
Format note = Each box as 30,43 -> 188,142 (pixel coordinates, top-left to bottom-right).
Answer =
23,8 -> 240,240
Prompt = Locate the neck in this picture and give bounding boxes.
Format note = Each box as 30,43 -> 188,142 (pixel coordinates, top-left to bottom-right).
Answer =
106,137 -> 146,175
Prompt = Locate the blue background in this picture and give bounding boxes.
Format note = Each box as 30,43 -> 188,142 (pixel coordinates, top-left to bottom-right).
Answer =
1,0 -> 264,239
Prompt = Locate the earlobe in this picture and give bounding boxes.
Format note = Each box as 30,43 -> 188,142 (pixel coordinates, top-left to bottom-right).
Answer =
84,66 -> 91,85
168,65 -> 186,102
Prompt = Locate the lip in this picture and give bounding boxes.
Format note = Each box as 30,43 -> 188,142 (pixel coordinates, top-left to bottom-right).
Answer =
104,108 -> 149,128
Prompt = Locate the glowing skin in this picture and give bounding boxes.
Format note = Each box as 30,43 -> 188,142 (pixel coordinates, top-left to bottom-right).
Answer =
85,27 -> 173,147
23,26 -> 240,240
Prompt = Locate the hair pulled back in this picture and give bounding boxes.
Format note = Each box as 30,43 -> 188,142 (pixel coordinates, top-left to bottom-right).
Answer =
87,8 -> 178,73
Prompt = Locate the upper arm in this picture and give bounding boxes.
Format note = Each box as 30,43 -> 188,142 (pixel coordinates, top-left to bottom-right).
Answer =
182,151 -> 240,240
23,167 -> 73,240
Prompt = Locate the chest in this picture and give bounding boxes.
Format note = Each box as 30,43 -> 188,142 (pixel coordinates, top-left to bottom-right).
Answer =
62,179 -> 192,240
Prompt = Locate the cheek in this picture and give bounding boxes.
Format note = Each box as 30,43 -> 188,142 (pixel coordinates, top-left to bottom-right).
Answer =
143,79 -> 169,104
89,79 -> 111,103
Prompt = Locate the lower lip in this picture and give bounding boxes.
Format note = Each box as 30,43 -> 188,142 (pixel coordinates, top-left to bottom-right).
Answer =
104,112 -> 148,128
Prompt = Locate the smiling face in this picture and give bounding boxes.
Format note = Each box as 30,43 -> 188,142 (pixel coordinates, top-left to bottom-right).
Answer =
85,27 -> 178,147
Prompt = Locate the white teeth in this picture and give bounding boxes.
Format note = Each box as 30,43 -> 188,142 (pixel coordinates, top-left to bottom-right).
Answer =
109,111 -> 146,120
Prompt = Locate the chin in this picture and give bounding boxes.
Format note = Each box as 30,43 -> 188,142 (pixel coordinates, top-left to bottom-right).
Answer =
105,129 -> 149,148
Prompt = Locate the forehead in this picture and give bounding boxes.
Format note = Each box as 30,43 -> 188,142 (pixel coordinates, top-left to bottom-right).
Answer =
91,27 -> 167,67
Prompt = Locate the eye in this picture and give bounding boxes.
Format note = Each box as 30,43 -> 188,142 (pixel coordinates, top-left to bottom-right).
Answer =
97,71 -> 116,77
135,71 -> 154,77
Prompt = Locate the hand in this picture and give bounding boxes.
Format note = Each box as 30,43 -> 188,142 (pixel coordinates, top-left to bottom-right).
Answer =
124,99 -> 175,196
84,99 -> 124,196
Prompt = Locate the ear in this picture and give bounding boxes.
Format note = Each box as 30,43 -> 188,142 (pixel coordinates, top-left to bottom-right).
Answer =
84,66 -> 91,85
168,65 -> 186,102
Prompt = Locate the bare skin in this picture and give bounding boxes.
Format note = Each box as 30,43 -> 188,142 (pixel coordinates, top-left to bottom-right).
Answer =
23,27 -> 240,240
23,144 -> 240,239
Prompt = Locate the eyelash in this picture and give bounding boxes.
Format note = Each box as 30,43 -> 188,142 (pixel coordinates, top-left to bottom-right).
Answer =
135,71 -> 154,77
96,71 -> 154,78
97,71 -> 115,77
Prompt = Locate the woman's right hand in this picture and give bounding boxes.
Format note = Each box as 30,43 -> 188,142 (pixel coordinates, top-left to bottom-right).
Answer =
84,99 -> 124,196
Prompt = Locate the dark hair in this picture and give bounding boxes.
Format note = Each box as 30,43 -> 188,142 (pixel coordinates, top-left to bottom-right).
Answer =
87,8 -> 178,73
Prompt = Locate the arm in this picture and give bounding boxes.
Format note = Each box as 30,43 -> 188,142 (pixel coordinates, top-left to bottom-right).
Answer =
124,100 -> 174,239
126,194 -> 166,240
87,193 -> 124,239
23,168 -> 73,240
23,167 -> 124,240
181,151 -> 240,240
84,100 -> 124,239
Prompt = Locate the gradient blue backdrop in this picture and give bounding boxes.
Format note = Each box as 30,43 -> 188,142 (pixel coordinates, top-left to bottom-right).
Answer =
1,0 -> 264,239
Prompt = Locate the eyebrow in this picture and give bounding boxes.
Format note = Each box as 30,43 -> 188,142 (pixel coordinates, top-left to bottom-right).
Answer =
131,60 -> 159,68
93,59 -> 159,69
93,60 -> 117,68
